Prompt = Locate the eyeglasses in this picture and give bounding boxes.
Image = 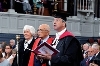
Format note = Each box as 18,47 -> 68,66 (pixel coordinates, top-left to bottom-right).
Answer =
87,51 -> 93,52
37,29 -> 48,32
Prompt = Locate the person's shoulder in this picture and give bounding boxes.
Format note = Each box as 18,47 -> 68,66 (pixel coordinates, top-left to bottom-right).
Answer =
66,36 -> 78,40
64,35 -> 74,40
64,36 -> 80,43
3,59 -> 10,64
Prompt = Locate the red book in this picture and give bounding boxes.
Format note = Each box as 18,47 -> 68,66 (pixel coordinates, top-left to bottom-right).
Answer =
33,42 -> 60,56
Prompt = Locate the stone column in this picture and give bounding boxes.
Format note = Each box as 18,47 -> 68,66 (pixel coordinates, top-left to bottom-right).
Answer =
64,0 -> 67,11
10,0 -> 14,9
8,0 -> 17,13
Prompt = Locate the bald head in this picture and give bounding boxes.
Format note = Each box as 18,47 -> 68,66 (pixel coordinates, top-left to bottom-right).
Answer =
38,24 -> 50,39
39,24 -> 50,32
87,47 -> 94,52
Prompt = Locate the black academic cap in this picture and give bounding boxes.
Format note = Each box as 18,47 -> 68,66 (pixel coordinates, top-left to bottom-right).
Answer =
53,11 -> 67,22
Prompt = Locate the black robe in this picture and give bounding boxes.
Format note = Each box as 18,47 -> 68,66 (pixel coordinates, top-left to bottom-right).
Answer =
50,31 -> 83,66
12,38 -> 35,66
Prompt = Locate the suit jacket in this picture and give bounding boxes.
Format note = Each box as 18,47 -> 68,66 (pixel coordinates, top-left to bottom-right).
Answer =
80,56 -> 94,66
80,58 -> 88,66
12,37 -> 35,66
50,31 -> 83,66
90,52 -> 100,66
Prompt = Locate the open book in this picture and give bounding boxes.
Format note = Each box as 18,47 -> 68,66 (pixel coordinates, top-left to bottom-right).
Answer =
33,42 -> 60,56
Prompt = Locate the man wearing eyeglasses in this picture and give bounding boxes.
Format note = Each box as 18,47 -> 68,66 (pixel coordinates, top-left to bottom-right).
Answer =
28,24 -> 54,66
80,47 -> 95,66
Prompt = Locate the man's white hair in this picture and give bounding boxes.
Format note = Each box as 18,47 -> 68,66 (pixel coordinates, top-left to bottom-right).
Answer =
92,44 -> 100,50
39,24 -> 50,31
23,25 -> 35,35
10,39 -> 15,43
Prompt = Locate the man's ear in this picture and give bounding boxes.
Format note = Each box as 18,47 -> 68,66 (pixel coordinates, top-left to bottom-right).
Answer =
62,22 -> 65,27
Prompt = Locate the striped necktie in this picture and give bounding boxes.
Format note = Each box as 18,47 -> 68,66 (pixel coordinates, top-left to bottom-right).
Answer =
86,57 -> 90,65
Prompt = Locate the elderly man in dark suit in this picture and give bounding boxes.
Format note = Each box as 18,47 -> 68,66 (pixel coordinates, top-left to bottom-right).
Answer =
80,47 -> 95,66
37,12 -> 83,66
89,44 -> 100,66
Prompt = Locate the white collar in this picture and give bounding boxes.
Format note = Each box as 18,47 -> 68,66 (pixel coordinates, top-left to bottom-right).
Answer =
95,52 -> 100,57
56,28 -> 66,39
25,37 -> 33,44
41,36 -> 49,43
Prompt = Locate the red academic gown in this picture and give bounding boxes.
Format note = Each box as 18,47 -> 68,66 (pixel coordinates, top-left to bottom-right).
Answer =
28,37 -> 54,66
50,31 -> 83,66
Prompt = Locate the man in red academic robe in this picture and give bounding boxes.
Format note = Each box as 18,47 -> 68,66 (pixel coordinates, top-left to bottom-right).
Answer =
28,24 -> 54,66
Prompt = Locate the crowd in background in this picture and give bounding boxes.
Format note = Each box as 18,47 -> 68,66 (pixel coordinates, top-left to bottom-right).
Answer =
0,38 -> 100,66
0,11 -> 100,66
0,0 -> 54,15
81,42 -> 100,66
0,39 -> 17,66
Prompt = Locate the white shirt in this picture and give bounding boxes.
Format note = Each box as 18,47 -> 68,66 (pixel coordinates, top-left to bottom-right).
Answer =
2,53 -> 5,57
95,52 -> 100,57
56,28 -> 67,39
24,37 -> 33,50
52,28 -> 66,48
42,36 -> 49,43
40,36 -> 49,45
7,55 -> 14,61
89,56 -> 93,60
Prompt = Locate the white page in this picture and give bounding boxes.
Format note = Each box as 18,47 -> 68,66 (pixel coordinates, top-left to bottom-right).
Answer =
38,45 -> 54,55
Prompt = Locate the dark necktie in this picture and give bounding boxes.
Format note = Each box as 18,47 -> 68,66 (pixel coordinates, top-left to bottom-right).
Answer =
38,40 -> 43,46
86,58 -> 90,65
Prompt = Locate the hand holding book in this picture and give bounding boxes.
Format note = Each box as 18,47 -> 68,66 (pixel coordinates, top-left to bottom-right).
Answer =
33,42 -> 59,60
37,50 -> 52,60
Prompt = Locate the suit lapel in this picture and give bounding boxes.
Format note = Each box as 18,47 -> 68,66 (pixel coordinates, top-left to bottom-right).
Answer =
56,39 -> 65,50
56,36 -> 73,51
96,52 -> 100,58
56,31 -> 74,50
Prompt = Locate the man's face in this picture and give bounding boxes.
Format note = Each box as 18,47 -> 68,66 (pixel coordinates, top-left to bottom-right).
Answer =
10,40 -> 15,46
87,48 -> 94,57
93,48 -> 99,54
37,26 -> 49,38
83,44 -> 89,51
5,46 -> 12,54
23,29 -> 33,40
53,18 -> 65,31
